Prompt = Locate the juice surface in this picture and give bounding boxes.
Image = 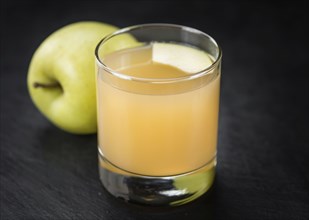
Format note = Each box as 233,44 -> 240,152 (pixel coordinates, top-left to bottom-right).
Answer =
97,43 -> 220,176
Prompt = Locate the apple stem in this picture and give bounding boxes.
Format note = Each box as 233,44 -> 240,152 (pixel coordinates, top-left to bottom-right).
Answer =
33,82 -> 61,89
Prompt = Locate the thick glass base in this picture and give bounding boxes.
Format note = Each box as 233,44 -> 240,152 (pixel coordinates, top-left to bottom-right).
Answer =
98,149 -> 216,206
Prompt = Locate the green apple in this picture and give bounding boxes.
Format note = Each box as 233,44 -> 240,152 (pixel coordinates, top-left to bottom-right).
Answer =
27,21 -> 137,134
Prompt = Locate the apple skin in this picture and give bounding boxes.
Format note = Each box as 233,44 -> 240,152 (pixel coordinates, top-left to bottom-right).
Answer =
27,21 -> 136,134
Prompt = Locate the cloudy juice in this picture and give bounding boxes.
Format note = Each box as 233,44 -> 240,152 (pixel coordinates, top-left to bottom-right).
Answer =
97,43 -> 220,176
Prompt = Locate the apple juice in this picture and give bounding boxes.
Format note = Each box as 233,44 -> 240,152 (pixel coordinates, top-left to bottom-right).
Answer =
97,43 -> 220,176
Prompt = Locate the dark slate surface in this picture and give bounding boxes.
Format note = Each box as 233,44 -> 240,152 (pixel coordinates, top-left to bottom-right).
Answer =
1,1 -> 308,219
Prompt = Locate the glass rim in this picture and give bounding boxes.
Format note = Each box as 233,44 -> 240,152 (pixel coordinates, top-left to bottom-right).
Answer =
95,23 -> 222,83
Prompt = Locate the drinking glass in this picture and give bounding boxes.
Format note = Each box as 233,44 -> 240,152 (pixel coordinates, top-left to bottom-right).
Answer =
95,24 -> 222,206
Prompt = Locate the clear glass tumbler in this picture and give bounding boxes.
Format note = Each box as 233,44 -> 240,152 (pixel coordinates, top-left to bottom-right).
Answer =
95,24 -> 222,206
